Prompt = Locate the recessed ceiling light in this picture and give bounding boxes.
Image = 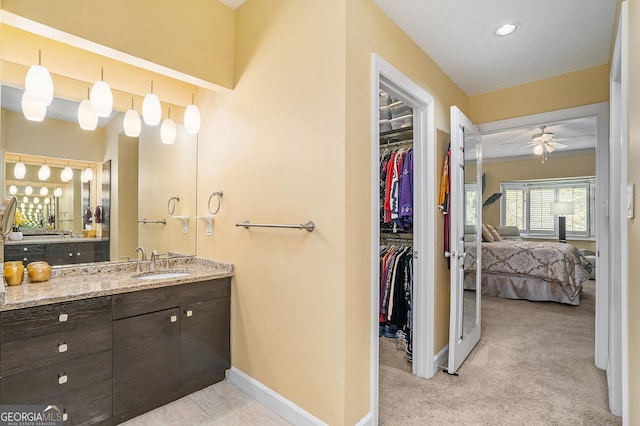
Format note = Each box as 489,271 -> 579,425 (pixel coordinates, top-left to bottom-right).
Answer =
495,23 -> 518,36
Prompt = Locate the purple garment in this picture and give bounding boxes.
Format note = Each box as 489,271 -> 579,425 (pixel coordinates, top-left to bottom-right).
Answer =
398,149 -> 414,224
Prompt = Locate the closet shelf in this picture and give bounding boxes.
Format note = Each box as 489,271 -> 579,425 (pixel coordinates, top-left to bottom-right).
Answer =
380,126 -> 413,144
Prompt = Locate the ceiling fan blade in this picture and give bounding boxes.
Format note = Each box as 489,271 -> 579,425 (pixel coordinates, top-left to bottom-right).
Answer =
513,143 -> 537,152
550,142 -> 568,149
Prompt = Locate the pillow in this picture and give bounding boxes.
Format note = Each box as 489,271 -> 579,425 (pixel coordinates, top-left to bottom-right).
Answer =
481,224 -> 495,242
486,224 -> 502,241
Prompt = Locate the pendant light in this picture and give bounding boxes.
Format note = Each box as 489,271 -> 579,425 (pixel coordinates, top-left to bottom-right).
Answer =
123,98 -> 141,137
21,91 -> 47,121
90,67 -> 113,117
22,197 -> 28,203
14,159 -> 26,179
33,197 -> 40,204
54,187 -> 63,197
78,87 -> 98,131
24,49 -> 54,106
39,187 -> 49,196
9,185 -> 17,195
61,163 -> 73,182
142,81 -> 161,126
44,197 -> 51,205
25,185 -> 33,196
183,91 -> 201,134
82,165 -> 93,182
160,108 -> 176,144
38,161 -> 51,181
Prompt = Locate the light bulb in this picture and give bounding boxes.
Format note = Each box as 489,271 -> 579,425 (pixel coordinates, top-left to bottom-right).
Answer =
25,64 -> 54,106
61,166 -> 73,182
184,104 -> 201,134
160,118 -> 176,144
44,198 -> 51,205
123,109 -> 142,137
38,164 -> 51,180
533,144 -> 544,155
9,185 -> 17,195
37,204 -> 42,210
33,197 -> 40,204
90,80 -> 113,117
40,187 -> 49,196
29,203 -> 34,209
142,93 -> 161,125
21,92 -> 47,121
78,99 -> 98,130
54,188 -> 63,197
83,167 -> 94,181
14,162 -> 26,179
25,186 -> 33,196
22,196 -> 28,203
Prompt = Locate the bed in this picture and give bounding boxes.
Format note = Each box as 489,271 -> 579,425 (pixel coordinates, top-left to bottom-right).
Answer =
463,240 -> 593,305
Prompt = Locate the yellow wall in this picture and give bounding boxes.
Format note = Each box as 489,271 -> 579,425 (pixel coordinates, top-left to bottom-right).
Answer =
1,0 -> 235,89
627,0 -> 639,422
482,153 -> 596,251
469,65 -> 610,124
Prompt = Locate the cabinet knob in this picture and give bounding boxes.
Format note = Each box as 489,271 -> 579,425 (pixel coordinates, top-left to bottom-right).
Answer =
23,247 -> 28,252
58,374 -> 68,385
170,315 -> 177,323
59,313 -> 69,322
77,252 -> 81,256
23,257 -> 28,262
68,253 -> 73,257
58,343 -> 68,353
185,310 -> 193,317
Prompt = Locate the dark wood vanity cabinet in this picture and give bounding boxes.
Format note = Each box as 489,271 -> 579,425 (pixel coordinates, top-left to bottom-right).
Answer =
4,243 -> 46,264
4,240 -> 110,266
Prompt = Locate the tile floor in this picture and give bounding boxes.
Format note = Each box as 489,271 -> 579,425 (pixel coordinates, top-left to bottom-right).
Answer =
119,380 -> 291,425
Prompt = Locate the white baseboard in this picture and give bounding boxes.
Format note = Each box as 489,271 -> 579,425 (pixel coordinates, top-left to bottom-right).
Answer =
226,367 -> 328,426
434,344 -> 449,373
354,412 -> 374,426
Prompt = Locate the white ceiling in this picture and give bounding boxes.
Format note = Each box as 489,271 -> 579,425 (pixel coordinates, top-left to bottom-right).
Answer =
372,0 -> 617,96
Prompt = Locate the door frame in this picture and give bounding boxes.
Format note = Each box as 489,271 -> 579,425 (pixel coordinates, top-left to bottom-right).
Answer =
370,53 -> 436,424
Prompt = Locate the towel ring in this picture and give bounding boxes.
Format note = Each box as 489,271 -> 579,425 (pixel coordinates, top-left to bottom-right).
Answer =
208,191 -> 224,215
167,195 -> 180,215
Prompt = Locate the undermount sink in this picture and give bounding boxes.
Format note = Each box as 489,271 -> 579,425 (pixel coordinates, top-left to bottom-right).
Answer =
135,270 -> 192,280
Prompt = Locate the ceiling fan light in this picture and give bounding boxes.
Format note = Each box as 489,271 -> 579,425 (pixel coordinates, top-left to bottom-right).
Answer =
78,99 -> 98,130
123,109 -> 142,137
533,144 -> 544,155
25,64 -> 54,106
38,164 -> 51,180
14,162 -> 26,179
21,92 -> 47,122
142,93 -> 161,126
161,118 -> 176,144
184,104 -> 201,134
545,143 -> 556,153
90,80 -> 113,117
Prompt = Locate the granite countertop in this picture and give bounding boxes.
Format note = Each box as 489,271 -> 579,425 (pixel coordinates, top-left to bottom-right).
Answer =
5,237 -> 106,245
0,257 -> 234,311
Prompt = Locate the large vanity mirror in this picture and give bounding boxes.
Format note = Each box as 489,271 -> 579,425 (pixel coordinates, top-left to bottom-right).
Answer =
1,74 -> 198,265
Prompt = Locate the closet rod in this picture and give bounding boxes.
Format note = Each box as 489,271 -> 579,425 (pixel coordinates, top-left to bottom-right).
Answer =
380,139 -> 414,149
236,220 -> 315,232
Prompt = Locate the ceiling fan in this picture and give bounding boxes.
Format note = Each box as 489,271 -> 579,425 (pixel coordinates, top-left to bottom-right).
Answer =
528,126 -> 568,156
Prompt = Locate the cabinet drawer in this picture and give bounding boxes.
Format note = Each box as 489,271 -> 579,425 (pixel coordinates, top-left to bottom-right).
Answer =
113,278 -> 231,320
1,350 -> 112,404
4,244 -> 46,263
36,378 -> 112,426
1,296 -> 112,342
1,322 -> 112,376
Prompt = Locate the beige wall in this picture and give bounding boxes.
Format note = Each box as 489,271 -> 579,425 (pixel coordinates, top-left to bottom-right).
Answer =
469,65 -> 610,124
1,0 -> 235,89
627,0 -> 639,422
117,135 -> 138,260
482,153 -> 596,251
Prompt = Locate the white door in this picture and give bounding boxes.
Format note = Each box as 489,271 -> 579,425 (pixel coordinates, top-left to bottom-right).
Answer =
447,106 -> 482,374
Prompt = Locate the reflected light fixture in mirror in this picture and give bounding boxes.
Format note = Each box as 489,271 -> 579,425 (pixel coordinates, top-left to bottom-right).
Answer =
54,188 -> 63,197
61,165 -> 73,182
38,163 -> 51,180
90,67 -> 113,117
44,198 -> 50,205
40,187 -> 49,196
161,108 -> 176,144
81,166 -> 93,182
25,185 -> 33,196
34,197 -> 40,204
142,81 -> 161,126
9,185 -> 17,195
124,98 -> 141,137
78,87 -> 98,131
184,92 -> 201,134
24,49 -> 54,106
21,92 -> 46,122
14,161 -> 26,179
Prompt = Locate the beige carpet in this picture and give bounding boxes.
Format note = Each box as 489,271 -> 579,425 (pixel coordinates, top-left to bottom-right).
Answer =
379,280 -> 622,425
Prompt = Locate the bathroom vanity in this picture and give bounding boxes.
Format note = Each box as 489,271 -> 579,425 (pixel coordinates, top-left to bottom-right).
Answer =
4,238 -> 110,265
0,258 -> 233,425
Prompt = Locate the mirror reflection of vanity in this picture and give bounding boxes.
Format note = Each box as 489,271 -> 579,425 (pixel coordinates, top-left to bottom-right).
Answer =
0,23 -> 200,265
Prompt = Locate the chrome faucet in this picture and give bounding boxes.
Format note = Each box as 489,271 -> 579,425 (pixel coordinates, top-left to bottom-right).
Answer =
150,250 -> 159,271
135,246 -> 147,261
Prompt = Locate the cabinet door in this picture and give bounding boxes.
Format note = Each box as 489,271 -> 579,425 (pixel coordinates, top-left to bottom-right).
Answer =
113,308 -> 180,418
180,298 -> 230,393
45,243 -> 77,266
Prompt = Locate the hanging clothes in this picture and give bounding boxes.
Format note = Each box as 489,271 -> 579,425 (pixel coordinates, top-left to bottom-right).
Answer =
380,148 -> 414,232
439,145 -> 451,259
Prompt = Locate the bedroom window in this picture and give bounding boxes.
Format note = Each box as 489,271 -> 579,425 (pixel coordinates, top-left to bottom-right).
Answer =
499,177 -> 596,239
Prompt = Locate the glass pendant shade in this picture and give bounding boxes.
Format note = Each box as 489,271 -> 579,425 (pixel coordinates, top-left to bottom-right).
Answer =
183,104 -> 201,134
83,167 -> 94,182
90,80 -> 113,117
21,92 -> 47,122
161,118 -> 176,144
533,144 -> 544,155
39,187 -> 49,196
142,93 -> 161,125
44,197 -> 51,205
61,166 -> 73,182
9,185 -> 17,195
34,197 -> 40,204
123,109 -> 142,137
54,188 -> 63,197
78,99 -> 98,130
38,164 -> 51,180
25,64 -> 54,106
22,197 -> 28,203
25,185 -> 33,196
14,162 -> 26,179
